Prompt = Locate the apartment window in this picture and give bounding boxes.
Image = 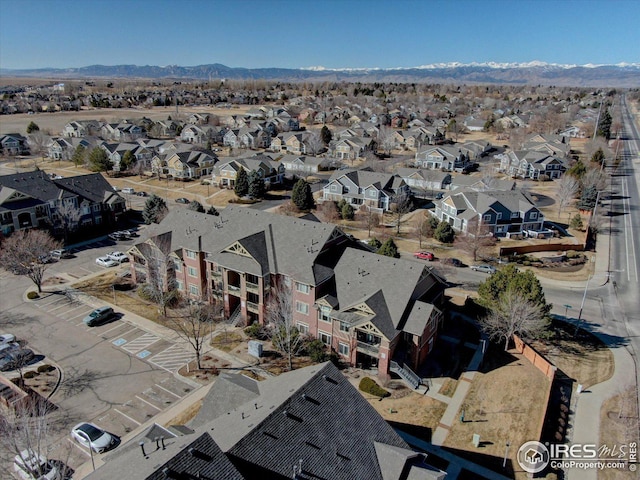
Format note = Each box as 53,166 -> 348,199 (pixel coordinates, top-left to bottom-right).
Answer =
339,321 -> 349,332
319,331 -> 331,346
188,266 -> 197,277
295,282 -> 310,294
483,214 -> 491,222
185,250 -> 197,259
189,284 -> 199,295
246,273 -> 259,285
297,323 -> 309,335
338,343 -> 349,356
496,212 -> 502,220
295,301 -> 309,315
176,280 -> 184,290
531,212 -> 538,219
511,212 -> 519,218
174,262 -> 181,272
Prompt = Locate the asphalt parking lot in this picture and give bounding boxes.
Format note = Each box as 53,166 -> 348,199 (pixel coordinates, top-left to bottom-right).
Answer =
0,233 -> 200,473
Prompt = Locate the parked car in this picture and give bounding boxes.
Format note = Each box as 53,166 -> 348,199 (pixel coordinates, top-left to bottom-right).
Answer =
0,349 -> 34,371
108,231 -> 131,241
471,264 -> 496,274
442,257 -> 463,267
175,197 -> 190,204
435,192 -> 444,200
83,306 -> 115,327
106,251 -> 129,263
121,187 -> 135,194
71,423 -> 117,453
136,191 -> 148,197
0,342 -> 20,356
0,333 -> 16,345
50,248 -> 72,259
96,257 -> 118,268
13,449 -> 61,480
414,251 -> 435,261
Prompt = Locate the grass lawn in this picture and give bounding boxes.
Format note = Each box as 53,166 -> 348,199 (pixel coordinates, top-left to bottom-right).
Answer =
211,331 -> 244,352
443,347 -> 552,480
531,320 -> 614,389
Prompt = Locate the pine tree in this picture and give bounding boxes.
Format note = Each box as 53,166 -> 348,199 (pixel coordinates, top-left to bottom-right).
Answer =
26,121 -> 39,134
206,206 -> 219,216
341,202 -> 355,220
88,147 -> 112,172
320,125 -> 332,145
570,214 -> 584,230
434,220 -> 455,244
143,194 -> 168,224
368,237 -> 382,250
120,150 -> 135,171
188,200 -> 205,213
71,144 -> 86,168
292,179 -> 315,210
578,185 -> 598,210
248,171 -> 266,199
591,148 -> 605,165
234,168 -> 249,197
376,238 -> 400,258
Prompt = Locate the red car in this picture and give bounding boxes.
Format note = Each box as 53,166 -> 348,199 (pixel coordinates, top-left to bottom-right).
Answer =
414,251 -> 434,261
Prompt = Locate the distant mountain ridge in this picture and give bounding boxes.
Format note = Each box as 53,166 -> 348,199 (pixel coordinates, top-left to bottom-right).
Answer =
2,62 -> 639,87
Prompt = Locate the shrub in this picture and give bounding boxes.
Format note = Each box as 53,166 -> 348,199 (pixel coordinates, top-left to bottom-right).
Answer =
244,323 -> 268,340
306,339 -> 328,362
27,291 -> 39,300
359,377 -> 390,398
37,364 -> 55,373
23,371 -> 38,379
566,250 -> 579,259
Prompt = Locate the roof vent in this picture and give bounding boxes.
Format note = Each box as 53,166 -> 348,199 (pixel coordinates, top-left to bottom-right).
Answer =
162,467 -> 179,478
188,447 -> 211,461
322,375 -> 338,384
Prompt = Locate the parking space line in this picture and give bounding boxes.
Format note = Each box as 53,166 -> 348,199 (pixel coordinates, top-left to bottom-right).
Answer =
113,408 -> 141,426
99,322 -> 126,336
135,395 -> 162,411
155,384 -> 182,399
68,439 -> 91,457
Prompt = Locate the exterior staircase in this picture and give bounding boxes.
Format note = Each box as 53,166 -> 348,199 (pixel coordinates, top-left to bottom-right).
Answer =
229,305 -> 243,327
390,361 -> 422,390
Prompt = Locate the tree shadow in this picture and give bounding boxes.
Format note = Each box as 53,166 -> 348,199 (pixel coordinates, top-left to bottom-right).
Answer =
58,367 -> 99,399
479,343 -> 519,374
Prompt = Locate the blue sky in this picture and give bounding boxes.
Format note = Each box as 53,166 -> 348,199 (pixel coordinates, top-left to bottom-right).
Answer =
1,0 -> 638,70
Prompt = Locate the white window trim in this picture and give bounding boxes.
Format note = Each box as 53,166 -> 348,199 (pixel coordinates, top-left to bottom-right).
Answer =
188,266 -> 197,277
295,282 -> 310,294
319,331 -> 331,346
295,301 -> 309,315
338,342 -> 349,356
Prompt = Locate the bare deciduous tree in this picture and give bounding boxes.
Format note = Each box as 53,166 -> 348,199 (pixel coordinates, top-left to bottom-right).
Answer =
390,193 -> 412,235
412,211 -> 433,248
265,277 -> 303,371
55,200 -> 82,243
142,234 -> 180,316
359,204 -> 381,238
377,125 -> 395,155
0,229 -> 61,292
479,288 -> 547,351
556,175 -> 579,218
305,131 -> 325,156
166,301 -> 219,370
455,222 -> 496,262
582,166 -> 607,192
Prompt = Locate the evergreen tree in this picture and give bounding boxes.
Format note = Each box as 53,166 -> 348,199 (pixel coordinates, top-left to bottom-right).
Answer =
597,109 -> 612,139
368,237 -> 382,249
142,194 -> 168,224
188,200 -> 205,213
71,144 -> 86,168
341,202 -> 355,220
567,159 -> 587,179
434,220 -> 455,243
248,171 -> 266,199
591,148 -> 605,165
120,150 -> 135,171
376,238 -> 400,258
292,179 -> 315,210
234,168 -> 249,197
569,214 -> 584,230
320,125 -> 332,145
206,206 -> 219,216
88,147 -> 112,172
477,264 -> 552,319
26,121 -> 39,134
578,185 -> 598,210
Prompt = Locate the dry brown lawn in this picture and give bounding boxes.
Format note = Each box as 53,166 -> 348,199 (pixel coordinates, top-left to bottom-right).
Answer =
165,399 -> 203,426
599,386 -> 639,480
211,331 -> 244,353
443,350 -> 552,480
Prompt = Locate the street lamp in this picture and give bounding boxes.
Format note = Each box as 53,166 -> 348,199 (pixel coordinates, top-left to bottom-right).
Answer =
76,430 -> 95,471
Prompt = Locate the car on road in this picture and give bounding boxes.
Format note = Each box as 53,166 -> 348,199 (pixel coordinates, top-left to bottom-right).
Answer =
470,264 -> 496,274
0,333 -> 16,345
414,251 -> 435,261
13,449 -> 61,480
175,197 -> 190,204
96,257 -> 118,268
121,187 -> 135,194
50,248 -> 72,259
0,349 -> 34,371
136,191 -> 148,197
71,423 -> 117,453
83,306 -> 115,327
106,251 -> 129,263
442,257 -> 463,267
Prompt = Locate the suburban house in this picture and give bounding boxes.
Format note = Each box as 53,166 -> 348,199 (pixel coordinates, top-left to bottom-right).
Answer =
100,122 -> 145,142
463,116 -> 485,132
100,143 -> 153,171
164,150 -> 218,179
449,175 -> 516,192
460,139 -> 493,160
558,125 -> 587,138
180,124 -> 225,144
523,133 -> 571,158
323,168 -> 410,211
187,113 -> 210,125
62,120 -> 100,138
331,136 -> 375,160
499,150 -> 567,179
48,137 -> 92,160
211,156 -> 284,188
432,189 -> 547,238
269,131 -> 313,155
414,145 -> 471,171
280,154 -> 327,175
0,171 -> 125,236
0,133 -> 29,156
127,207 -> 446,379
85,362 -> 447,480
396,168 -> 452,194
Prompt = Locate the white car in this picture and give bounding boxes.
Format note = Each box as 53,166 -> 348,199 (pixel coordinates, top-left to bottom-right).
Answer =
71,423 -> 117,453
106,251 -> 129,263
121,187 -> 135,194
96,257 -> 118,268
13,449 -> 61,480
0,333 -> 16,345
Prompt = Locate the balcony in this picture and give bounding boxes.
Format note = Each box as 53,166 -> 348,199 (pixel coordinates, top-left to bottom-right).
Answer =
227,284 -> 241,293
356,341 -> 380,357
246,281 -> 259,294
247,301 -> 260,313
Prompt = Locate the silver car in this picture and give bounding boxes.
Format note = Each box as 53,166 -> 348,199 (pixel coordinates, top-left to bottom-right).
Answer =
71,423 -> 117,453
471,264 -> 497,274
